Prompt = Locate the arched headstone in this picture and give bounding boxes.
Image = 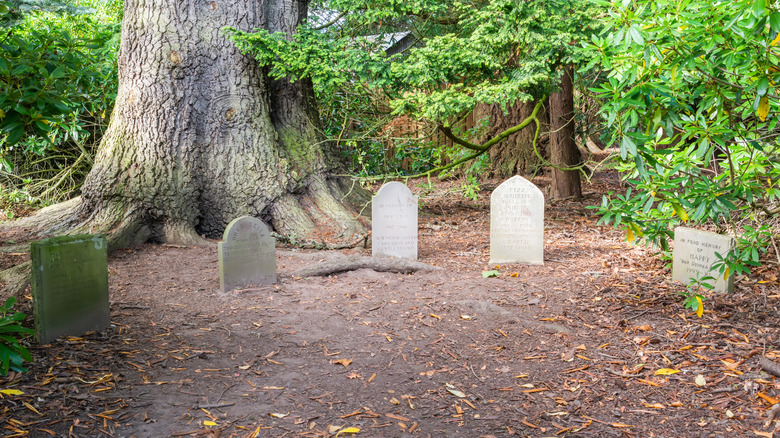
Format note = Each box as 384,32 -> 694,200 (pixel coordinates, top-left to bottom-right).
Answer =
219,216 -> 276,291
372,182 -> 418,260
490,176 -> 544,265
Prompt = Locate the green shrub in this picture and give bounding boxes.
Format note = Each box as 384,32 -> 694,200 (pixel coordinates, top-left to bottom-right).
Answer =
0,297 -> 33,376
586,0 -> 780,279
0,0 -> 121,204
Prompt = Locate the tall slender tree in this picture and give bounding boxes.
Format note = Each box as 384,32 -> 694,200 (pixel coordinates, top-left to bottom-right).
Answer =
549,65 -> 582,199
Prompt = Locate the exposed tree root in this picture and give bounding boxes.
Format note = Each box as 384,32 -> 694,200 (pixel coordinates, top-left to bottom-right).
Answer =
0,175 -> 366,296
270,176 -> 369,247
274,233 -> 368,250
155,219 -> 212,247
0,197 -> 214,295
0,198 -> 83,243
0,261 -> 31,297
290,254 -> 442,278
0,243 -> 32,254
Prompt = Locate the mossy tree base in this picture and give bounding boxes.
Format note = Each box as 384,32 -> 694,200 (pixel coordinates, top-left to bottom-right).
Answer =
0,0 -> 369,296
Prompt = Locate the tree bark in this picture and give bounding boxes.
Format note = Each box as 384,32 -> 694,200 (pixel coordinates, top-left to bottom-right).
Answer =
474,101 -> 543,178
548,64 -> 582,199
1,0 -> 368,253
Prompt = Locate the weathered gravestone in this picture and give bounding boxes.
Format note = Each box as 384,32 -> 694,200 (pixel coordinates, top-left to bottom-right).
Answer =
372,182 -> 418,260
31,234 -> 109,344
673,227 -> 735,293
219,216 -> 276,291
490,175 -> 545,265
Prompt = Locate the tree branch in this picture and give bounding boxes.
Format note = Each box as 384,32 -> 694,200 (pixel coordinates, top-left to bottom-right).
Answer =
437,99 -> 544,153
696,67 -> 780,101
341,99 -> 546,182
437,125 -> 486,151
310,11 -> 347,31
482,100 -> 544,150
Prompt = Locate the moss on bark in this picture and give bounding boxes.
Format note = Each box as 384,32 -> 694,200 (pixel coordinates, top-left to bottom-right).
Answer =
0,0 -> 370,295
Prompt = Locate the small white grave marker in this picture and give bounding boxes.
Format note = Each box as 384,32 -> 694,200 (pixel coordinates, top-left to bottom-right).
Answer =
673,227 -> 735,293
490,175 -> 544,265
219,216 -> 276,292
372,182 -> 418,259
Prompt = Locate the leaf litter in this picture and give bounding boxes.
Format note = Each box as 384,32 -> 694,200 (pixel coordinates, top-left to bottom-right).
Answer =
0,174 -> 779,436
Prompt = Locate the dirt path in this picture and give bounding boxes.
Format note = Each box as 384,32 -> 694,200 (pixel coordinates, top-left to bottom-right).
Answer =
2,175 -> 780,437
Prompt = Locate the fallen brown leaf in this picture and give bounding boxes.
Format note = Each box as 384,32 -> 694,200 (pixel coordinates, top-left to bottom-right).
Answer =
332,358 -> 353,367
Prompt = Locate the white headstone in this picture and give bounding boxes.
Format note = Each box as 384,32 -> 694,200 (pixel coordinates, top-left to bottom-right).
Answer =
673,227 -> 735,293
219,216 -> 276,292
372,182 -> 418,259
490,176 -> 544,265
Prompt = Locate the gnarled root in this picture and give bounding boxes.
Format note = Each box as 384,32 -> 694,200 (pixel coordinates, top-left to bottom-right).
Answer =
0,261 -> 32,298
290,254 -> 441,278
0,198 -> 156,297
0,198 -> 83,245
270,176 -> 369,247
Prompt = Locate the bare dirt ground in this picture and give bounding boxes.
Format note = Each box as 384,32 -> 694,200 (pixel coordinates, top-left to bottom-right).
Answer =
2,172 -> 780,438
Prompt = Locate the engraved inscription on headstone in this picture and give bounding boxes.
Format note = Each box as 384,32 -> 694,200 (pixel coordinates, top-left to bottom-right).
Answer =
489,175 -> 545,265
673,227 -> 735,293
31,234 -> 109,344
372,182 -> 418,260
219,216 -> 276,292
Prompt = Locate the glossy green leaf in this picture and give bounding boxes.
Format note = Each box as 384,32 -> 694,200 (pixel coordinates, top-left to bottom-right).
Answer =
757,77 -> 770,96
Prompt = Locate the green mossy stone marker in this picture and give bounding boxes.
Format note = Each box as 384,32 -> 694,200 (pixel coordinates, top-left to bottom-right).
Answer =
31,234 -> 109,344
219,216 -> 276,292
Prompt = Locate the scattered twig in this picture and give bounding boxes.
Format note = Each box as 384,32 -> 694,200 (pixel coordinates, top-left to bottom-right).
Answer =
117,304 -> 150,310
711,386 -> 743,394
368,301 -> 387,312
183,351 -> 208,361
195,402 -> 235,409
626,309 -> 652,321
604,368 -> 641,379
596,352 -> 622,360
765,403 -> 780,428
469,363 -> 485,382
769,232 -> 780,265
215,326 -> 231,338
759,356 -> 780,377
171,430 -> 206,437
627,409 -> 661,415
216,383 -> 236,404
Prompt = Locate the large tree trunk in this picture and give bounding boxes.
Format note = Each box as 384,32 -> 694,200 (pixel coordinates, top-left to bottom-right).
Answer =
474,101 -> 543,178
548,64 -> 582,200
2,0 -> 368,253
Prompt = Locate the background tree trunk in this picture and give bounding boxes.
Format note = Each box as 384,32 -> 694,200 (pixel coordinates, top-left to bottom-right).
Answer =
474,101 -> 544,178
6,0 -> 368,250
548,64 -> 582,199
